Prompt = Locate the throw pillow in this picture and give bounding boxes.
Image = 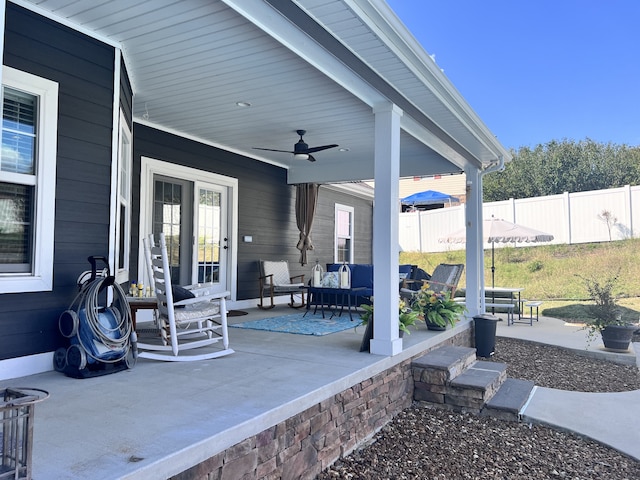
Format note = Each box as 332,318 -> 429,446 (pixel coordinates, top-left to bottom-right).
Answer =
321,272 -> 340,288
172,285 -> 195,305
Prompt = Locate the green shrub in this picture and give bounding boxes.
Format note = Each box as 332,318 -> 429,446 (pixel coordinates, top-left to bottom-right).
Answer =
527,260 -> 543,273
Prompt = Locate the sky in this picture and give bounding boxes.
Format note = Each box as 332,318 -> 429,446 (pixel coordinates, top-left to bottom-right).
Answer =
385,0 -> 640,151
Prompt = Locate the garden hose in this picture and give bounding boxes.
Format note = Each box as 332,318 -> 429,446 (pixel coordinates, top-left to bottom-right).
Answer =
74,276 -> 136,364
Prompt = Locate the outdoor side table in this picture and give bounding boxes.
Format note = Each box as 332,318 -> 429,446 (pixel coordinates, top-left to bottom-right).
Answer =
125,296 -> 157,330
306,286 -> 366,320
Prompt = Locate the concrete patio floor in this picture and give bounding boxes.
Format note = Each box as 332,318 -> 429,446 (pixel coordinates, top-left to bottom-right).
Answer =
1,307 -> 467,480
2,308 -> 637,479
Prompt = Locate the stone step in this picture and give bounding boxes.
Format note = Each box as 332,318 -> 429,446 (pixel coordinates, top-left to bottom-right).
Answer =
447,361 -> 507,410
482,378 -> 536,421
412,345 -> 477,385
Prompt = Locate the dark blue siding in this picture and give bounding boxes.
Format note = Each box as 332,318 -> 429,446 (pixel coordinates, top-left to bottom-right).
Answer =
0,4 -> 118,359
132,125 -> 373,301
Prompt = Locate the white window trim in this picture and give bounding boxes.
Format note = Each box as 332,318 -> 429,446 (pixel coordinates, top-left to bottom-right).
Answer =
0,66 -> 58,293
334,203 -> 354,263
114,110 -> 132,284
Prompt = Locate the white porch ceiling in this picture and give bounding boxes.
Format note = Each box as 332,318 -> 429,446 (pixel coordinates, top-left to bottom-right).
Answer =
17,0 -> 511,184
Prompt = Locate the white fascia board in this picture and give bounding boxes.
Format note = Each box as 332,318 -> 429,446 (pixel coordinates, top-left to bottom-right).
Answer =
220,0 -> 386,108
347,0 -> 511,163
401,114 -> 481,171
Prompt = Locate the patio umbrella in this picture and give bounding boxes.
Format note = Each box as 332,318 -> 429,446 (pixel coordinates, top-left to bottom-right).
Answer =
401,190 -> 459,208
439,217 -> 554,301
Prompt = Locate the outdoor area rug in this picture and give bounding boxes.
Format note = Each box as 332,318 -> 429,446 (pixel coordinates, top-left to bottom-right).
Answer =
230,311 -> 362,336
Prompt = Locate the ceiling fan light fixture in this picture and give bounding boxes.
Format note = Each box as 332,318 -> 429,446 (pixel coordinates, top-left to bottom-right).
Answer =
253,130 -> 337,163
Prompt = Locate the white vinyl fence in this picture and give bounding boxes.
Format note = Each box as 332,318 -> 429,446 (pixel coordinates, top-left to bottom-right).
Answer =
400,185 -> 640,253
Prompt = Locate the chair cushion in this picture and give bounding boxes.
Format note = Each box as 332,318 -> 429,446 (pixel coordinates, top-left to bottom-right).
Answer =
273,283 -> 305,292
171,301 -> 221,323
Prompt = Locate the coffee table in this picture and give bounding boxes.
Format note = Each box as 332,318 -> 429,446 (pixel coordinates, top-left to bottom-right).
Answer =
306,286 -> 368,320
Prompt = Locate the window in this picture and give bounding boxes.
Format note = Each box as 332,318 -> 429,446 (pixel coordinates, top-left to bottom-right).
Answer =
115,112 -> 132,284
334,204 -> 354,263
0,67 -> 58,293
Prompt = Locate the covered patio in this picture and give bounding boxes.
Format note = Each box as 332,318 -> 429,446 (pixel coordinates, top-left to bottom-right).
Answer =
1,307 -> 473,479
1,1 -> 515,477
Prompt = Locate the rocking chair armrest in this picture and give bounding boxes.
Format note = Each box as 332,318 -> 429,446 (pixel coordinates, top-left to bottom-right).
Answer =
259,273 -> 275,288
184,282 -> 219,297
174,291 -> 230,307
421,279 -> 457,297
290,274 -> 305,283
401,278 -> 421,289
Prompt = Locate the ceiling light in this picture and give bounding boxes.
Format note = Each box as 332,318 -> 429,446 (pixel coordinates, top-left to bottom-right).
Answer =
235,101 -> 251,107
339,148 -> 350,152
293,153 -> 309,160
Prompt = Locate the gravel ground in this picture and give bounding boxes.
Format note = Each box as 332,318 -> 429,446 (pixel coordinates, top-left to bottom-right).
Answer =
317,337 -> 640,480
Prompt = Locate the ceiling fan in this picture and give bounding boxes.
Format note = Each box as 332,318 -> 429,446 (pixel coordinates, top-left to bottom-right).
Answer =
253,130 -> 338,162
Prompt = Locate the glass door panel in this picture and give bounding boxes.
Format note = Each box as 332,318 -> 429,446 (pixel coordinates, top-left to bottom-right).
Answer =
152,177 -> 193,286
195,183 -> 227,292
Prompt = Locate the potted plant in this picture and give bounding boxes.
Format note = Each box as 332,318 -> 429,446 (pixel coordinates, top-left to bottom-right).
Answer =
358,297 -> 422,352
411,284 -> 466,330
359,298 -> 420,336
579,272 -> 636,351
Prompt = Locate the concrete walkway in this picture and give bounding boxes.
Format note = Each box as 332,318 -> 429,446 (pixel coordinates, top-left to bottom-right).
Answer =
496,314 -> 640,461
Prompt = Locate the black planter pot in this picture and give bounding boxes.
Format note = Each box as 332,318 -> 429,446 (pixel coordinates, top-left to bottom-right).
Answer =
426,321 -> 446,331
359,319 -> 374,352
601,325 -> 636,351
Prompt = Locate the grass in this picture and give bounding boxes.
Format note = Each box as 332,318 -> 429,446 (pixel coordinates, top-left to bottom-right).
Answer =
400,238 -> 640,323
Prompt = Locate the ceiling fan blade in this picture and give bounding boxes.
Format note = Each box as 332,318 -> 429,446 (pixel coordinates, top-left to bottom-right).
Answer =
307,154 -> 316,162
253,147 -> 295,154
305,144 -> 339,154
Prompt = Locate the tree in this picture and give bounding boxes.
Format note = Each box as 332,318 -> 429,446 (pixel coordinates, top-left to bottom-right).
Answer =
483,139 -> 640,202
598,210 -> 618,241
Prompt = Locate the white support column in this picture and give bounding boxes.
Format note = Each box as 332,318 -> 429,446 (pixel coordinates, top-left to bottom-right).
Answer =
370,103 -> 403,356
464,167 -> 483,317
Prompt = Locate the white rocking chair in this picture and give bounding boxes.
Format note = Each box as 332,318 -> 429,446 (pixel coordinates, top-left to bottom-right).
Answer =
137,232 -> 234,361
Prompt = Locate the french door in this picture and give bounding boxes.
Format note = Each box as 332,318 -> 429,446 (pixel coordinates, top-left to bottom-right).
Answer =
194,183 -> 228,287
141,158 -> 236,297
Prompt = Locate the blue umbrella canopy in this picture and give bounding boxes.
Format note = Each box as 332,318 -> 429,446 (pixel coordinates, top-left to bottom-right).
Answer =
401,190 -> 459,206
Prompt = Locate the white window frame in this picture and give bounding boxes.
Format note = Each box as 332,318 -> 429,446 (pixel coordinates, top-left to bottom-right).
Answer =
334,203 -> 354,263
114,111 -> 132,284
0,66 -> 58,293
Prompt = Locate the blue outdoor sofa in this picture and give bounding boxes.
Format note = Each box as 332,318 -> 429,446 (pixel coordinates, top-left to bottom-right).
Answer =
312,263 -> 414,307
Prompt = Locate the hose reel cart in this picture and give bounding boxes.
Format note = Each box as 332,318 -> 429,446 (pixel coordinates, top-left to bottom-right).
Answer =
54,256 -> 137,378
